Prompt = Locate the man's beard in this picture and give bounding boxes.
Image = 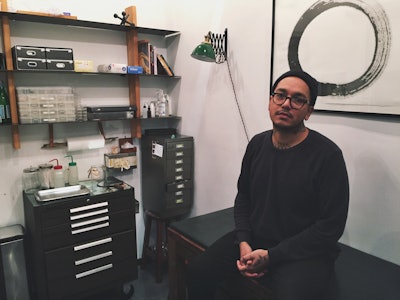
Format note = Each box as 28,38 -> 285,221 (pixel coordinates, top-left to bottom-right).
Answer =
272,120 -> 306,134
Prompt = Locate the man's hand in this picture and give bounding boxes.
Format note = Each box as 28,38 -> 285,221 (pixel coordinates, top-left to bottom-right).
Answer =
237,248 -> 269,278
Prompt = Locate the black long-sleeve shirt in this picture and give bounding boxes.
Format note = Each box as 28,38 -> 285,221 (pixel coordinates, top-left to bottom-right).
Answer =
234,129 -> 349,266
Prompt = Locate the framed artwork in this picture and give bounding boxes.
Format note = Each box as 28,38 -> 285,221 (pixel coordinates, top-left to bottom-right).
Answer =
271,0 -> 400,116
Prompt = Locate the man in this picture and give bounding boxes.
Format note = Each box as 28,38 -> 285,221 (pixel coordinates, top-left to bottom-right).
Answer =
187,70 -> 349,300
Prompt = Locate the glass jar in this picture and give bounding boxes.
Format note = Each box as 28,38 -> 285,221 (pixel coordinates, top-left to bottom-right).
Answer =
38,163 -> 53,189
23,166 -> 40,192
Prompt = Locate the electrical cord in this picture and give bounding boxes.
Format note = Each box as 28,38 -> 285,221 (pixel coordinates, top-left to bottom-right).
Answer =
226,59 -> 250,142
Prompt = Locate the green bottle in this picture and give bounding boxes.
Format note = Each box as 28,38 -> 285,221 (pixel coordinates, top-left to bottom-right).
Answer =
0,80 -> 11,124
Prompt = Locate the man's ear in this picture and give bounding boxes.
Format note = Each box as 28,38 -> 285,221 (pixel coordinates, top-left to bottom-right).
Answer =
305,106 -> 314,120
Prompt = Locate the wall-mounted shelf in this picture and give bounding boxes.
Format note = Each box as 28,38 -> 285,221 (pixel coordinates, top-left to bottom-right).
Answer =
0,10 -> 181,149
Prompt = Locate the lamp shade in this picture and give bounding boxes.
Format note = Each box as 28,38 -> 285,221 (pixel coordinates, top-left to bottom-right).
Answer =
191,41 -> 215,62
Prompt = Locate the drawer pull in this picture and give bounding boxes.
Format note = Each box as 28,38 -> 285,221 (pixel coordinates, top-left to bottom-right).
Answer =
175,175 -> 183,181
75,263 -> 113,279
175,167 -> 183,172
177,183 -> 185,189
175,143 -> 184,149
70,208 -> 109,221
175,191 -> 183,196
70,201 -> 108,214
71,216 -> 109,229
176,198 -> 184,204
175,159 -> 183,164
27,61 -> 37,67
74,237 -> 112,251
75,251 -> 113,265
176,151 -> 184,157
71,222 -> 109,235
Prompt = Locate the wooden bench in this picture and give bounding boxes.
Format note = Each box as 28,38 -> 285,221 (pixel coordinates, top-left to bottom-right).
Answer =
167,207 -> 400,300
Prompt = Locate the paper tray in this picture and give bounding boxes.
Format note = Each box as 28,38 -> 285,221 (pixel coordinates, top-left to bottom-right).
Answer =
35,185 -> 90,202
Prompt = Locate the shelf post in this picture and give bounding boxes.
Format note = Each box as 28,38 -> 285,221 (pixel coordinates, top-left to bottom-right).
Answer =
1,8 -> 21,149
126,22 -> 141,138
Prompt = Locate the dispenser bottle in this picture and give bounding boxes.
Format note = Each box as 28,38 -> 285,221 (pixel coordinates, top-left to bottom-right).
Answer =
49,159 -> 65,188
65,155 -> 79,185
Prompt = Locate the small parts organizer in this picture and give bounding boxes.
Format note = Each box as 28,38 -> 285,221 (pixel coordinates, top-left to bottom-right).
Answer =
104,137 -> 137,172
104,152 -> 137,172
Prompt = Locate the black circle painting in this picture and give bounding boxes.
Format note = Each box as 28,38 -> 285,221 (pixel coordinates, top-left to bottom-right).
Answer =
284,0 -> 391,97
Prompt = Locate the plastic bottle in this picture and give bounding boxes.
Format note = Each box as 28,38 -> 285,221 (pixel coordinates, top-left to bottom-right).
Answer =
65,155 -> 79,185
0,80 -> 11,124
147,105 -> 151,118
49,159 -> 65,188
150,102 -> 156,118
142,104 -> 147,119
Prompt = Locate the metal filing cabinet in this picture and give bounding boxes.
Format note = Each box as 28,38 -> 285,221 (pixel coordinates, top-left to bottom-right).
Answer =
141,133 -> 194,217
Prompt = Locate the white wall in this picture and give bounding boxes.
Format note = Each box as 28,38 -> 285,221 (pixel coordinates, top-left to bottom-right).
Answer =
1,0 -> 399,266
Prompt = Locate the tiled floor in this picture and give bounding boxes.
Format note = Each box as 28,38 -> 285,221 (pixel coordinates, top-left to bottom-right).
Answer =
90,261 -> 170,300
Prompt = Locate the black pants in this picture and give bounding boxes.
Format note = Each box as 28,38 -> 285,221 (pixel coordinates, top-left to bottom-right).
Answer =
186,231 -> 334,300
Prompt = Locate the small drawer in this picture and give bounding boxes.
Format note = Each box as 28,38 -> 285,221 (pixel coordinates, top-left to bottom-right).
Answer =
14,57 -> 46,70
45,47 -> 74,60
46,59 -> 74,71
12,45 -> 46,59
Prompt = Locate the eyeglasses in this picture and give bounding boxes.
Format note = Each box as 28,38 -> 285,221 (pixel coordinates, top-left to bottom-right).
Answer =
271,92 -> 309,110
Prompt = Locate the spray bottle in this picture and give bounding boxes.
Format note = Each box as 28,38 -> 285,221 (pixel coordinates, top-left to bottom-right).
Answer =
65,155 -> 79,185
49,159 -> 65,188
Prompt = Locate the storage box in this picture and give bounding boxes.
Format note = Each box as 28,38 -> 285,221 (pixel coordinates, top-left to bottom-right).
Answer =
87,110 -> 135,121
14,57 -> 47,70
74,60 -> 94,72
12,45 -> 46,59
127,66 -> 143,74
97,63 -> 127,74
45,47 -> 73,60
46,59 -> 74,71
16,86 -> 76,124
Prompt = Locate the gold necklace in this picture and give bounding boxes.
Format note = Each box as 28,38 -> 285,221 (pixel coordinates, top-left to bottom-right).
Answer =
272,128 -> 308,150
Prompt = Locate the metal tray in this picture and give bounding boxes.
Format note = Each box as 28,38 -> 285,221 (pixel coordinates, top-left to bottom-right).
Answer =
35,185 -> 90,202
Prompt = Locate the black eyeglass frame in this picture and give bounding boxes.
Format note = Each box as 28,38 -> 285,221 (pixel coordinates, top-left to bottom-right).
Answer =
271,92 -> 310,110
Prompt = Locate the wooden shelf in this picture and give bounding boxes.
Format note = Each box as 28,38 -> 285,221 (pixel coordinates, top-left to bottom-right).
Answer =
0,10 -> 180,149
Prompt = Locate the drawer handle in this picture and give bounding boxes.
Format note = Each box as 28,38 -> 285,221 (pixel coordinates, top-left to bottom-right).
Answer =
75,263 -> 113,279
177,183 -> 185,189
75,251 -> 113,266
26,50 -> 37,56
175,143 -> 184,149
70,208 -> 109,221
74,237 -> 112,251
71,216 -> 109,229
176,151 -> 184,157
175,159 -> 183,164
176,198 -> 184,204
175,167 -> 183,172
175,191 -> 183,196
27,61 -> 37,67
175,175 -> 183,181
71,222 -> 109,235
70,201 -> 108,213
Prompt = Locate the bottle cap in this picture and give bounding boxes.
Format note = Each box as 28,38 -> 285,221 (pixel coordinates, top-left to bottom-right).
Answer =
49,158 -> 62,169
65,155 -> 77,166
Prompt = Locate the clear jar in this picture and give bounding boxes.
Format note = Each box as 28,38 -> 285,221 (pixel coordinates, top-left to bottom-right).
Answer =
38,163 -> 53,189
23,166 -> 40,192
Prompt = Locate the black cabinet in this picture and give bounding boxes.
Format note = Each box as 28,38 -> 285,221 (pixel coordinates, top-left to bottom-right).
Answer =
23,185 -> 137,300
141,133 -> 194,217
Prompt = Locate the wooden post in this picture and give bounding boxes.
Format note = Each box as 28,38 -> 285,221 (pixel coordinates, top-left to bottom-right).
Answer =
124,6 -> 137,26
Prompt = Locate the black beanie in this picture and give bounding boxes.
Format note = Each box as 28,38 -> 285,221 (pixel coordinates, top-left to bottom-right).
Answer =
271,70 -> 319,106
